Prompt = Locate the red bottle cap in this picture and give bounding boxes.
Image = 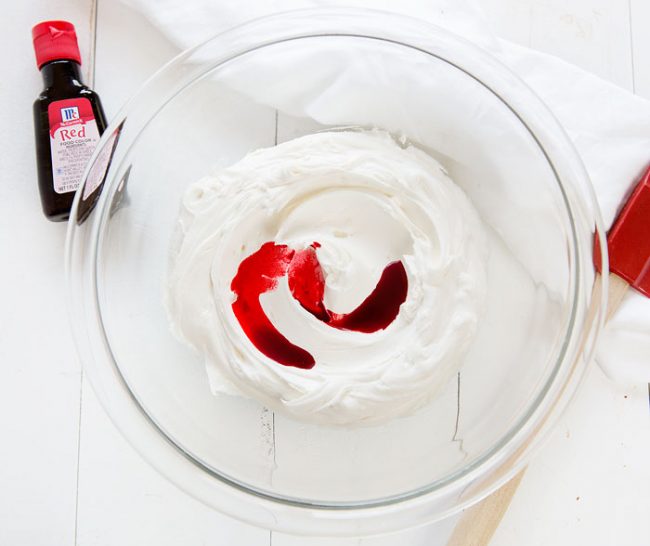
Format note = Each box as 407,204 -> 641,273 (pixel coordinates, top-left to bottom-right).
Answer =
32,20 -> 81,69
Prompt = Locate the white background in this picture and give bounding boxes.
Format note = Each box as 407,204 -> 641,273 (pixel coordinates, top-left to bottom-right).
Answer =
1,1 -> 649,545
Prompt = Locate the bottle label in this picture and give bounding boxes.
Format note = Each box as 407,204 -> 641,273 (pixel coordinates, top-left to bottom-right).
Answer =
48,98 -> 100,194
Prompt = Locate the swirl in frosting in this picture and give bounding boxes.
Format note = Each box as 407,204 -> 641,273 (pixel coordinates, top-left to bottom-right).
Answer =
166,130 -> 487,426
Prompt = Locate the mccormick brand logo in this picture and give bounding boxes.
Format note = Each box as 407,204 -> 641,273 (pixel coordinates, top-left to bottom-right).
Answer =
61,106 -> 80,122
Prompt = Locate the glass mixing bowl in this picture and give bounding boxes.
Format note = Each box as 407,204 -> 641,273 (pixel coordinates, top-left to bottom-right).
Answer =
66,9 -> 607,536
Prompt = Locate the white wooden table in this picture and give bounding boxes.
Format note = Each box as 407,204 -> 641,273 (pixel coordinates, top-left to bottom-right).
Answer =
1,1 -> 649,545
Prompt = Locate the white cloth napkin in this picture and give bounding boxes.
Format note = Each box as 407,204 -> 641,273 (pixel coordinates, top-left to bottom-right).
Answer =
122,0 -> 650,383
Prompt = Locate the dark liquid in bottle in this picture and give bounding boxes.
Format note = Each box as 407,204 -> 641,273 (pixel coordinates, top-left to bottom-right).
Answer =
33,60 -> 106,221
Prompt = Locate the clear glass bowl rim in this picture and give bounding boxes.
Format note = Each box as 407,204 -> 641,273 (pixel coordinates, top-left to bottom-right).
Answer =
66,7 -> 608,536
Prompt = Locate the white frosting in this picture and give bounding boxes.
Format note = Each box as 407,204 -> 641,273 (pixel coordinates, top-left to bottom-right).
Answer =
166,130 -> 487,426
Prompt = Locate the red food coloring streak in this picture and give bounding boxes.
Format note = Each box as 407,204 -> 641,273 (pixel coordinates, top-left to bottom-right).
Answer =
230,242 -> 315,369
231,242 -> 408,368
287,245 -> 329,321
323,261 -> 408,332
287,246 -> 408,333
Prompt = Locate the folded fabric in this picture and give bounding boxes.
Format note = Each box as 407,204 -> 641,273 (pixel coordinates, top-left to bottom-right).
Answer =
121,0 -> 650,383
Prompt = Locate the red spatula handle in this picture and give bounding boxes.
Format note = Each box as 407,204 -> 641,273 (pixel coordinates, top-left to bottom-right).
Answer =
600,165 -> 650,297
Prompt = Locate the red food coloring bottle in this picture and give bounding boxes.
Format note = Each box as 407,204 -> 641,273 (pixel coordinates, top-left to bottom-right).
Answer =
32,20 -> 107,221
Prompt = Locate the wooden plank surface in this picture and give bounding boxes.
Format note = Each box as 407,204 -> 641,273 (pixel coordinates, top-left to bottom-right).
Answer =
0,2 -> 95,545
2,0 -> 649,545
630,0 -> 650,99
481,0 -> 635,90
